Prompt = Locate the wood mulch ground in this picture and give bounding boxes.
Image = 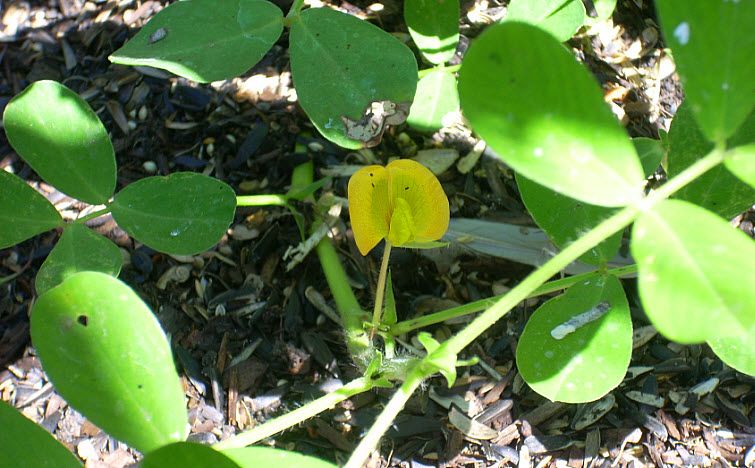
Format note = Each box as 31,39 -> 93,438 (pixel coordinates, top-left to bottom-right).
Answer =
1,0 -> 753,466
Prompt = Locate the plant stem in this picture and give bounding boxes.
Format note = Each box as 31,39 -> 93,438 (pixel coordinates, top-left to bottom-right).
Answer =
390,264 -> 638,335
315,236 -> 371,361
214,377 -> 375,450
236,194 -> 289,207
348,149 -> 725,461
370,242 -> 392,336
344,367 -> 425,468
73,206 -> 111,224
283,0 -> 305,25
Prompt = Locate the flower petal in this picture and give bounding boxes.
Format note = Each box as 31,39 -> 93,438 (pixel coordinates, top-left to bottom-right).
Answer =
386,159 -> 449,243
348,165 -> 390,255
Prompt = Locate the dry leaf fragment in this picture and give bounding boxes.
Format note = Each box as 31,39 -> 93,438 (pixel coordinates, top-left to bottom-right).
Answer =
341,100 -> 410,147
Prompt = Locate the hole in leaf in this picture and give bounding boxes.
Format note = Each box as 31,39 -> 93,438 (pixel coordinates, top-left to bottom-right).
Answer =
77,315 -> 89,326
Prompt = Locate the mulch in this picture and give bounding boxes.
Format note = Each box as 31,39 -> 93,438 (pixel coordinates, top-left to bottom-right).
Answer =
1,0 -> 753,466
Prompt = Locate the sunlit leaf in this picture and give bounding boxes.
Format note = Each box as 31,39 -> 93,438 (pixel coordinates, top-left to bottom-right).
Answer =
632,137 -> 664,177
708,328 -> 754,376
0,170 -> 62,249
0,401 -> 81,468
110,0 -> 284,83
404,0 -> 460,64
407,70 -> 460,132
111,172 -> 236,255
35,224 -> 123,295
517,274 -> 632,403
656,0 -> 754,143
289,7 -> 417,149
724,144 -> 755,190
631,200 -> 755,343
505,0 -> 586,42
141,442 -> 239,468
3,80 -> 116,204
31,272 -> 187,453
459,22 -> 644,207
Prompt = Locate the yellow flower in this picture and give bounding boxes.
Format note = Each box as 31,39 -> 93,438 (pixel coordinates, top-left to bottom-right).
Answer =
348,159 -> 450,256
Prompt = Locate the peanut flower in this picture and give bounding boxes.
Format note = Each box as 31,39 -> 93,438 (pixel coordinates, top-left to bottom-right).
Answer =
348,159 -> 450,256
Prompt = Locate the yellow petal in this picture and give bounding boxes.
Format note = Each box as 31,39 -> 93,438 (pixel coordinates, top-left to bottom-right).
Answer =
386,159 -> 449,243
387,197 -> 416,246
347,165 -> 390,255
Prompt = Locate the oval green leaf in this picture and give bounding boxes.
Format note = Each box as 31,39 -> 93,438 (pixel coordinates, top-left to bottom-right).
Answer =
404,0 -> 460,64
632,137 -> 664,177
458,22 -> 644,207
516,174 -> 620,265
724,144 -> 755,190
0,170 -> 62,249
631,200 -> 755,344
516,274 -> 632,403
111,172 -> 236,255
3,81 -> 116,204
142,442 -> 240,468
407,69 -> 460,132
30,272 -> 187,453
668,103 -> 755,219
708,328 -> 754,377
655,0 -> 754,143
35,224 -> 123,295
223,447 -> 337,468
505,0 -> 586,42
289,7 -> 418,149
109,0 -> 284,83
0,400 -> 82,468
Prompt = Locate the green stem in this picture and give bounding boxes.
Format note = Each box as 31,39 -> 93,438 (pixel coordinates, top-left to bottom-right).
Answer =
370,242 -> 392,335
348,149 -> 725,461
283,0 -> 305,26
315,236 -> 371,362
73,206 -> 111,224
236,195 -> 289,207
390,264 -> 638,335
213,377 -> 375,450
344,367 -> 425,468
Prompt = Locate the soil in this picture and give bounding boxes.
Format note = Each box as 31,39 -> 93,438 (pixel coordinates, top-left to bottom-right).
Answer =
1,0 -> 753,467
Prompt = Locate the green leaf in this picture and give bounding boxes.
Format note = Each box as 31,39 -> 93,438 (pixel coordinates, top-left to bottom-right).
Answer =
0,170 -> 62,249
31,272 -> 187,453
289,7 -> 418,149
0,401 -> 82,468
708,328 -> 754,377
724,144 -> 755,190
404,0 -> 460,64
111,172 -> 236,255
141,442 -> 239,468
631,200 -> 755,344
591,0 -> 616,21
35,224 -> 123,295
418,333 -> 457,387
655,0 -> 754,143
223,447 -> 337,468
632,137 -> 664,177
109,0 -> 284,83
516,174 -> 620,265
3,81 -> 116,204
505,0 -> 586,42
516,274 -> 632,403
407,69 -> 460,132
668,103 -> 755,219
458,22 -> 644,207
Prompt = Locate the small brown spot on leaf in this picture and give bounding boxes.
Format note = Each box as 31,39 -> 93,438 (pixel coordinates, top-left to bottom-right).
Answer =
77,315 -> 89,326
